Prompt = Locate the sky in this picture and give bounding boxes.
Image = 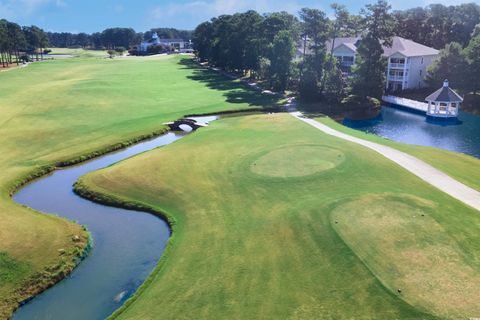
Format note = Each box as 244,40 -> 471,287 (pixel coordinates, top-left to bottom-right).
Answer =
0,0 -> 478,33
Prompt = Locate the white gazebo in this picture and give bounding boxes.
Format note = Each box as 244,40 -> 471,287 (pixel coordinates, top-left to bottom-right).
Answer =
425,79 -> 463,118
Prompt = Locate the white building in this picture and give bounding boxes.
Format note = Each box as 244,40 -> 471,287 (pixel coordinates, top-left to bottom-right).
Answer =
139,32 -> 192,53
325,36 -> 439,91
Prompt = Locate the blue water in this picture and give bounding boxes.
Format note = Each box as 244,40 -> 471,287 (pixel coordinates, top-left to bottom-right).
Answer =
344,107 -> 480,159
12,116 -> 217,320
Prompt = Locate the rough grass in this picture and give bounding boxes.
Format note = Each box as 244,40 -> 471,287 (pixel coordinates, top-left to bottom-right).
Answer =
79,113 -> 480,319
0,54 -> 277,317
332,194 -> 480,319
316,117 -> 480,192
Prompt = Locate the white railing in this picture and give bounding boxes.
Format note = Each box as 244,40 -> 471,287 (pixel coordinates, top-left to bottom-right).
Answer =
382,95 -> 428,112
388,75 -> 405,81
389,63 -> 408,69
341,61 -> 354,67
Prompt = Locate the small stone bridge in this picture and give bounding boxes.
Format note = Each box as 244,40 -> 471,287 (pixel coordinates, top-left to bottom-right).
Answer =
164,118 -> 209,131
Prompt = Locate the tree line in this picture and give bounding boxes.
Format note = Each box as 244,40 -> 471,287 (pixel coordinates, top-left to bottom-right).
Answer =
0,19 -> 49,67
47,28 -> 192,49
427,27 -> 480,95
1,23 -> 193,67
192,1 -> 480,108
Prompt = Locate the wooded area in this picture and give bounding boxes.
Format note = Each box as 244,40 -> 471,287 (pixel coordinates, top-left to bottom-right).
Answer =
2,1 -> 480,108
192,1 -> 480,107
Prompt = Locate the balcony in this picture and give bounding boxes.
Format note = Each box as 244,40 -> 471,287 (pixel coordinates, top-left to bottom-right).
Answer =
388,75 -> 405,81
340,61 -> 354,67
389,63 -> 409,69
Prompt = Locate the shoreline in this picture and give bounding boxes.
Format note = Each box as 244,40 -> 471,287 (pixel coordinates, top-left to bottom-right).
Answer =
6,109 -> 263,319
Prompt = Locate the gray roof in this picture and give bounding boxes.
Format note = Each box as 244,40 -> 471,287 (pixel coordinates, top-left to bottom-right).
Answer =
425,83 -> 463,103
326,36 -> 439,57
158,38 -> 185,43
325,37 -> 360,53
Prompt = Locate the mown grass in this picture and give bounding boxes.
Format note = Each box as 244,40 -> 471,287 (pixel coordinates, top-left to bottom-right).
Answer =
316,117 -> 480,191
80,113 -> 480,319
47,47 -> 108,58
0,54 -> 276,317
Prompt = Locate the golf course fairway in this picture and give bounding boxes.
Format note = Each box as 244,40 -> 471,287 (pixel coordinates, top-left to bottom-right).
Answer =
78,113 -> 480,319
0,54 -> 275,318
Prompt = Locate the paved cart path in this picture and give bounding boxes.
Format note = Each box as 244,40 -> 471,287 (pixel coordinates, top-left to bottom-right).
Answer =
290,111 -> 480,212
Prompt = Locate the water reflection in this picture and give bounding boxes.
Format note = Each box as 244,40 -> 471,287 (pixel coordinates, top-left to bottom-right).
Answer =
344,107 -> 480,158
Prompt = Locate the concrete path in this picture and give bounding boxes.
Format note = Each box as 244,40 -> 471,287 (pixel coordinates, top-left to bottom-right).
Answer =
290,111 -> 480,212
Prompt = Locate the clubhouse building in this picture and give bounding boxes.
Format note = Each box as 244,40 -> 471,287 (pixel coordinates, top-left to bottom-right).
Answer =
318,36 -> 439,92
139,32 -> 193,53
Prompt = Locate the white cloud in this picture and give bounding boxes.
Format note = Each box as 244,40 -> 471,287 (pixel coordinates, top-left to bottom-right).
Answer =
150,0 -> 321,22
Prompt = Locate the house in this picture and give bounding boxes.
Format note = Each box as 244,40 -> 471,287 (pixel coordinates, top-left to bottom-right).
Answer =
324,36 -> 439,91
139,32 -> 193,53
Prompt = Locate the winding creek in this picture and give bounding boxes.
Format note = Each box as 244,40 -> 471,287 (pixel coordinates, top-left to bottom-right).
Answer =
10,108 -> 480,319
12,116 -> 217,320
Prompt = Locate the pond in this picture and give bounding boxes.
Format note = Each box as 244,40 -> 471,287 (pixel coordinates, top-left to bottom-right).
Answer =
344,107 -> 480,159
12,116 -> 217,320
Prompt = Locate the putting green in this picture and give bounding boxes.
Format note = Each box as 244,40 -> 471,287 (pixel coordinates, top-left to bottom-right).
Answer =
250,145 -> 345,178
332,193 -> 480,319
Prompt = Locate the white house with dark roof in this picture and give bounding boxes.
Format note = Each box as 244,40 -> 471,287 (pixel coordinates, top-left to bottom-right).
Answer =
324,36 -> 439,91
139,32 -> 192,53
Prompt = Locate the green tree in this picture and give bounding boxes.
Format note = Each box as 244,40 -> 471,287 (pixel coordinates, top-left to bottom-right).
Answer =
193,21 -> 214,62
427,42 -> 468,91
298,8 -> 330,101
328,4 -> 351,57
466,34 -> 480,94
323,56 -> 347,104
351,0 -> 395,99
0,20 -> 8,67
268,30 -> 295,92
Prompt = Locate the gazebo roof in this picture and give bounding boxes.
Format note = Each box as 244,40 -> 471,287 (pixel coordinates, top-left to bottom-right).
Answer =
425,80 -> 463,103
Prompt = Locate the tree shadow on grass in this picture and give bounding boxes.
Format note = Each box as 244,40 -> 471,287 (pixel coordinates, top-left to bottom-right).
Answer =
178,58 -> 281,109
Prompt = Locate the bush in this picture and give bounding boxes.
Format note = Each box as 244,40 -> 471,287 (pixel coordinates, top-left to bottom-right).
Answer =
20,54 -> 31,62
342,95 -> 381,110
115,47 -> 126,55
299,70 -> 321,102
147,44 -> 167,55
107,50 -> 116,58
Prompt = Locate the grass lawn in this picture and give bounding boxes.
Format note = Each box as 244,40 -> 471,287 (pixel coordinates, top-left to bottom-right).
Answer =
0,54 -> 276,318
316,117 -> 480,192
47,47 -> 109,58
79,113 -> 480,319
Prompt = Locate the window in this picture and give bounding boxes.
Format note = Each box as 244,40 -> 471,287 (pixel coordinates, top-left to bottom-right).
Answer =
419,70 -> 422,76
389,70 -> 404,77
390,57 -> 405,64
421,57 -> 424,64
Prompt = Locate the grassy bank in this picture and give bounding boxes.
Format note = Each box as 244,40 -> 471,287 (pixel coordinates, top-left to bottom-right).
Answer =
316,117 -> 480,192
0,54 -> 276,317
80,113 -> 480,319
